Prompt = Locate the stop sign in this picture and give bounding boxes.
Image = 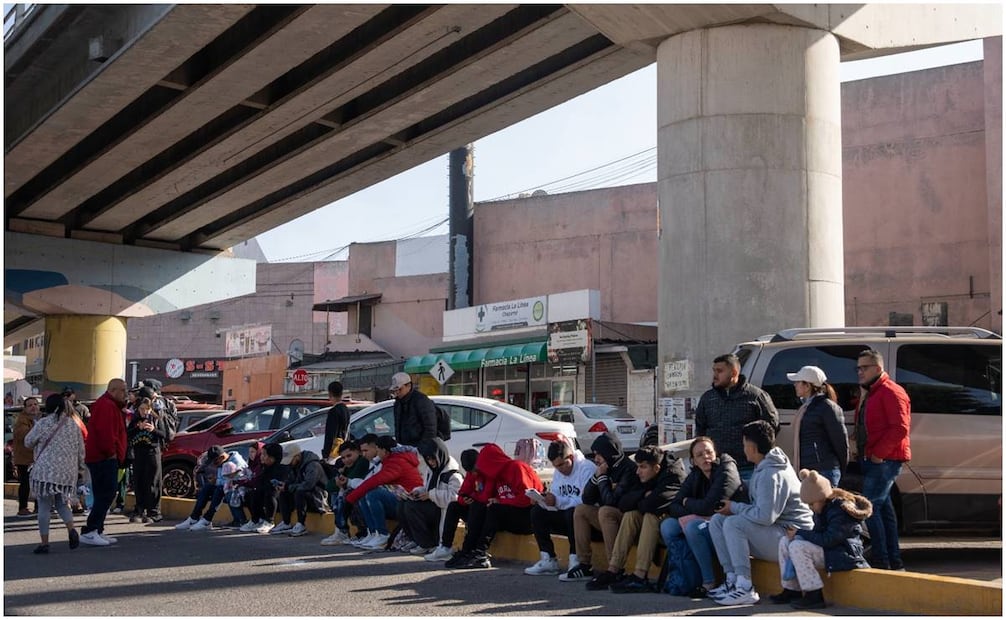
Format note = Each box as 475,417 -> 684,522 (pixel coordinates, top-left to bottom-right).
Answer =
292,368 -> 309,386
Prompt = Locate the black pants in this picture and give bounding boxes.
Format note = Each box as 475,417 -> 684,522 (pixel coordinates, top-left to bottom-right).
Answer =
132,445 -> 161,515
397,499 -> 442,549
464,502 -> 533,555
249,484 -> 278,523
278,489 -> 325,524
441,501 -> 470,548
16,464 -> 32,511
530,504 -> 576,556
84,458 -> 118,535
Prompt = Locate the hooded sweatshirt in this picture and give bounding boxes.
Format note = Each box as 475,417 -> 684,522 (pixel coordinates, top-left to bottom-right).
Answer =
346,445 -> 422,503
730,447 -> 814,530
618,450 -> 687,515
550,449 -> 595,510
218,451 -> 249,486
667,453 -> 744,518
417,438 -> 463,507
581,433 -> 641,508
473,443 -> 543,507
795,489 -> 873,572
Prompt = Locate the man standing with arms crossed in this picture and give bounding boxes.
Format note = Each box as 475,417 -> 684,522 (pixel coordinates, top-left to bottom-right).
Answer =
853,349 -> 910,571
79,379 -> 128,547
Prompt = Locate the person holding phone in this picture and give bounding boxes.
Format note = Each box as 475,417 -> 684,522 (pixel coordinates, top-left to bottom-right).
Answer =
424,449 -> 480,562
397,437 -> 463,555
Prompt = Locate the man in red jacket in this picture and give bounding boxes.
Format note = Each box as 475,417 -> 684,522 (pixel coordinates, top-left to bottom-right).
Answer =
444,443 -> 544,570
854,349 -> 911,570
346,435 -> 423,551
79,378 -> 128,547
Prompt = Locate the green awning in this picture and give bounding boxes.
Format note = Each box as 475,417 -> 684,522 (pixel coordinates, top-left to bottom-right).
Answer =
403,341 -> 547,373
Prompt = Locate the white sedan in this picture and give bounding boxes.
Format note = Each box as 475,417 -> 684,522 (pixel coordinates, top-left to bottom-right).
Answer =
538,404 -> 648,452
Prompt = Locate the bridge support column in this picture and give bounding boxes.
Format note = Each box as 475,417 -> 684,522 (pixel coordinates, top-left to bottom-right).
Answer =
657,24 -> 845,396
43,315 -> 127,400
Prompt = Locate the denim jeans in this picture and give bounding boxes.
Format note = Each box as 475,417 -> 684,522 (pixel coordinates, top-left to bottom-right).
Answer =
357,487 -> 398,535
190,484 -> 224,521
661,516 -> 718,585
332,492 -> 349,532
861,458 -> 903,566
816,467 -> 842,488
84,458 -> 119,535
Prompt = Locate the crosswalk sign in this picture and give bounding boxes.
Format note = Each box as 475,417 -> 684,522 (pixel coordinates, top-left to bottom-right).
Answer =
430,359 -> 455,385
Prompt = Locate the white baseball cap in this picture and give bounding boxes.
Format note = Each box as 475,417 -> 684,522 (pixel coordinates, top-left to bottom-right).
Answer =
389,372 -> 412,391
786,365 -> 827,387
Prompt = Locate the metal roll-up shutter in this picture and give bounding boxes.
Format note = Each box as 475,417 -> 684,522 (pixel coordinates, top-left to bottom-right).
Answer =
584,353 -> 628,406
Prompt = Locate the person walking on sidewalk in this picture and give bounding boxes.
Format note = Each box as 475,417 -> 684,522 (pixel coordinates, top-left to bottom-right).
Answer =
12,396 -> 39,517
24,394 -> 85,553
80,379 -> 128,547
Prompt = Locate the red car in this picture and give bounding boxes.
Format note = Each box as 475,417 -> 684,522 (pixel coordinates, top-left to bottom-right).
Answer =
161,395 -> 333,498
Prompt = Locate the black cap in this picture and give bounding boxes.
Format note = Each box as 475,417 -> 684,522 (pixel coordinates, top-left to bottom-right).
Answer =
206,445 -> 225,462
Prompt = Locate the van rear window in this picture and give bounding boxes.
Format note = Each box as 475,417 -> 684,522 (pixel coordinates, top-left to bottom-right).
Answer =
895,344 -> 1001,416
760,345 -> 868,411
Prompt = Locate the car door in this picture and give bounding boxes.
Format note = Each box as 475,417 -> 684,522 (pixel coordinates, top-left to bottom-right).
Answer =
439,402 -> 501,456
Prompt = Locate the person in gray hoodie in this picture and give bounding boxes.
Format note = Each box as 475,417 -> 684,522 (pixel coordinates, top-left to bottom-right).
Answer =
707,420 -> 814,607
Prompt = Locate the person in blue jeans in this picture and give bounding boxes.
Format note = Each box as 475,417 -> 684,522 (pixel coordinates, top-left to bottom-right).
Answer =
660,436 -> 744,598
175,446 -> 228,531
345,435 -> 423,551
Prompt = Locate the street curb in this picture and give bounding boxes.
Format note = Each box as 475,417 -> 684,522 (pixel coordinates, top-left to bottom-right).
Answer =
7,484 -> 999,615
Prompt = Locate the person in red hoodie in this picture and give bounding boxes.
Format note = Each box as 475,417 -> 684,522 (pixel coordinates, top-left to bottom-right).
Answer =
444,443 -> 544,570
80,378 -> 128,547
346,435 -> 423,551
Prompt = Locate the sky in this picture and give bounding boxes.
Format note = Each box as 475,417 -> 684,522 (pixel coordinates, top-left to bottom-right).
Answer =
253,39 -> 986,263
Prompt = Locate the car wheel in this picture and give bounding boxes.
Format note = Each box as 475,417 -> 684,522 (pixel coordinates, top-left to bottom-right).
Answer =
162,462 -> 196,498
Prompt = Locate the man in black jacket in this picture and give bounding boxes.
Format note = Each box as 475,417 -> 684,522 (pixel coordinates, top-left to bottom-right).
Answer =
390,372 -> 436,447
322,381 -> 350,460
561,433 -> 641,582
587,446 -> 687,593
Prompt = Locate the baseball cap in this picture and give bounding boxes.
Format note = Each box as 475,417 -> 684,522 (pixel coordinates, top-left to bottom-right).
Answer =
786,365 -> 827,387
281,444 -> 302,465
389,372 -> 412,391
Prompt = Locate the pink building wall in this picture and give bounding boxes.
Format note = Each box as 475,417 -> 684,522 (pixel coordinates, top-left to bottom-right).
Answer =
312,261 -> 349,336
473,183 -> 658,323
984,37 -> 1003,333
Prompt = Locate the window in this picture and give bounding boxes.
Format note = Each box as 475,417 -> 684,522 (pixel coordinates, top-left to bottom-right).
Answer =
349,406 -> 395,438
446,405 -> 495,431
896,344 -> 1001,416
760,345 -> 868,411
227,406 -> 276,433
579,404 -> 630,419
276,412 -> 327,440
276,403 -> 325,427
541,407 -> 574,424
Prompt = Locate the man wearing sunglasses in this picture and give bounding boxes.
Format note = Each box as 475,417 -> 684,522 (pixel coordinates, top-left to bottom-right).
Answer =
853,349 -> 911,571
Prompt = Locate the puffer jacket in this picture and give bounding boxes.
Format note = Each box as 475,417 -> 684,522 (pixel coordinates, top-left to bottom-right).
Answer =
581,432 -> 640,508
617,450 -> 686,515
473,443 -> 543,507
286,450 -> 328,507
797,394 -> 849,473
694,375 -> 779,469
393,388 -> 437,447
795,489 -> 873,572
346,446 -> 422,503
667,453 -> 744,518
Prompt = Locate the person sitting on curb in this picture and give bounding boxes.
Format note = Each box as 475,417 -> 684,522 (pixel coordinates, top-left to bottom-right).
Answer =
443,443 -> 543,570
345,435 -> 423,550
237,442 -> 265,532
321,440 -> 370,545
176,445 -> 229,531
561,432 -> 642,582
247,443 -> 286,533
660,436 -> 744,599
397,437 -> 463,555
425,448 -> 481,562
524,436 -> 595,577
271,445 -> 328,537
771,469 -> 872,610
587,446 -> 686,593
708,420 -> 814,606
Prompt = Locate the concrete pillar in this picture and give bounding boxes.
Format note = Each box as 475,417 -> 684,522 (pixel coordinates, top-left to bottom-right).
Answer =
657,24 -> 844,398
43,315 -> 127,400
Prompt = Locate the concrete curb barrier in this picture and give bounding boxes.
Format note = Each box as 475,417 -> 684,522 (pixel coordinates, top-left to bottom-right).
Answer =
7,484 -> 999,615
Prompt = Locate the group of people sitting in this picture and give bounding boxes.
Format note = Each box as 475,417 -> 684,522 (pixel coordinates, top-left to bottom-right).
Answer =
173,420 -> 873,610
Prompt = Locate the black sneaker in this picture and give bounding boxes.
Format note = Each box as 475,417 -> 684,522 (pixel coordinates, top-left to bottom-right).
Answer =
458,553 -> 492,570
769,588 -> 802,604
444,550 -> 472,569
32,544 -> 49,554
889,559 -> 906,571
68,529 -> 80,550
586,570 -> 623,591
559,563 -> 593,582
148,512 -> 163,523
686,585 -> 709,599
610,574 -> 653,594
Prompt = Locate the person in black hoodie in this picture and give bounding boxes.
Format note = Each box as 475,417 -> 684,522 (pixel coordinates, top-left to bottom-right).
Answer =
586,446 -> 686,593
250,443 -> 286,533
321,381 -> 350,460
272,445 -> 328,537
562,432 -> 642,582
660,436 -> 745,598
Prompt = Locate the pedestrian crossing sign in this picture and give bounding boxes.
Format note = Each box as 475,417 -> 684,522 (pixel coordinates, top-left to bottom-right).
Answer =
430,359 -> 455,385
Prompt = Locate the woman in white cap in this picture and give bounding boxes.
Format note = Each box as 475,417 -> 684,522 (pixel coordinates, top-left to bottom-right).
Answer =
786,366 -> 848,487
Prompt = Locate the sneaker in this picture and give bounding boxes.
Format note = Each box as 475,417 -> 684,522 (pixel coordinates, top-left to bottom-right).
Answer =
444,550 -> 472,569
100,533 -> 118,544
269,522 -> 293,535
714,584 -> 760,606
289,523 -> 308,537
149,512 -> 163,523
68,529 -> 80,550
525,552 -> 561,576
128,513 -> 139,523
610,574 -> 653,594
708,582 -> 734,598
559,563 -> 594,582
256,521 -> 275,534
16,509 -> 32,517
141,515 -> 150,524
223,520 -> 244,529
351,533 -> 377,548
111,506 -> 123,514
769,589 -> 803,604
175,517 -> 198,530
400,540 -> 419,553
189,518 -> 212,532
457,552 -> 492,569
360,532 -> 389,549
686,585 -> 709,599
410,546 -> 433,555
586,570 -> 623,591
889,559 -> 906,572
321,530 -> 351,546
79,531 -> 110,546
425,545 -> 454,562
239,520 -> 259,532
33,543 -> 50,554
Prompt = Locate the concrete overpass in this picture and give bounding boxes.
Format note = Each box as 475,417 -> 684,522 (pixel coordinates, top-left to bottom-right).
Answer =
4,3 -> 1000,396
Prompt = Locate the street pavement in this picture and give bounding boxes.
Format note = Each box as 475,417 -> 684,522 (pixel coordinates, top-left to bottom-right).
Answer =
1,499 -> 985,616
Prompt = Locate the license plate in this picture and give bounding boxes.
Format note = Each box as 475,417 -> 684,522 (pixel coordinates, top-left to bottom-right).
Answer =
618,426 -> 635,434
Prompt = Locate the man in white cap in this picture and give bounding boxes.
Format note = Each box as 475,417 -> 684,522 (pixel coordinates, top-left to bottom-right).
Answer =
786,365 -> 848,487
389,372 -> 437,447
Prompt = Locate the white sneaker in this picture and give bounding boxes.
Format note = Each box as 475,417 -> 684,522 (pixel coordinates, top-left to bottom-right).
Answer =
100,533 -> 118,544
269,522 -> 293,535
239,520 -> 259,532
351,533 -> 376,548
288,523 -> 308,537
566,553 -> 579,572
410,545 -> 433,555
256,521 -> 275,534
360,532 -> 389,550
525,552 -> 561,575
708,582 -> 734,598
189,518 -> 212,531
175,517 -> 197,530
79,531 -> 110,546
321,530 -> 351,546
424,545 -> 453,561
715,585 -> 760,606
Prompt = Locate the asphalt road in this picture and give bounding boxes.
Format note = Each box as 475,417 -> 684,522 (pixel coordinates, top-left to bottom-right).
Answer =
2,499 -> 992,616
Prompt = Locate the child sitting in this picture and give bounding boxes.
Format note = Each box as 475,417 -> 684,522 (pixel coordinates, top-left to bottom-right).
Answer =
221,460 -> 250,528
424,448 -> 480,562
772,469 -> 872,610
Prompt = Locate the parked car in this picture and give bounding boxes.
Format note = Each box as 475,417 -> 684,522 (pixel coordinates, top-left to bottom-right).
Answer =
160,396 -> 334,498
170,395 -> 224,411
538,404 -> 647,452
178,411 -> 232,434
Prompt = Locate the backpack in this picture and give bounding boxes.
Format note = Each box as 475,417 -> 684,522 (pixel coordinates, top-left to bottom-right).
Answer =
659,530 -> 703,596
435,405 -> 451,441
513,437 -> 545,469
153,396 -> 179,443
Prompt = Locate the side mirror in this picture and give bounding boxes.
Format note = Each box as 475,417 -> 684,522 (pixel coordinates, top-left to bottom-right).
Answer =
215,422 -> 234,436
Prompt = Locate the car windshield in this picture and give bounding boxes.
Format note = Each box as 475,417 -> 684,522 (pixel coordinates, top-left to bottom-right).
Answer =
580,405 -> 632,419
182,413 -> 229,432
265,411 -> 326,442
